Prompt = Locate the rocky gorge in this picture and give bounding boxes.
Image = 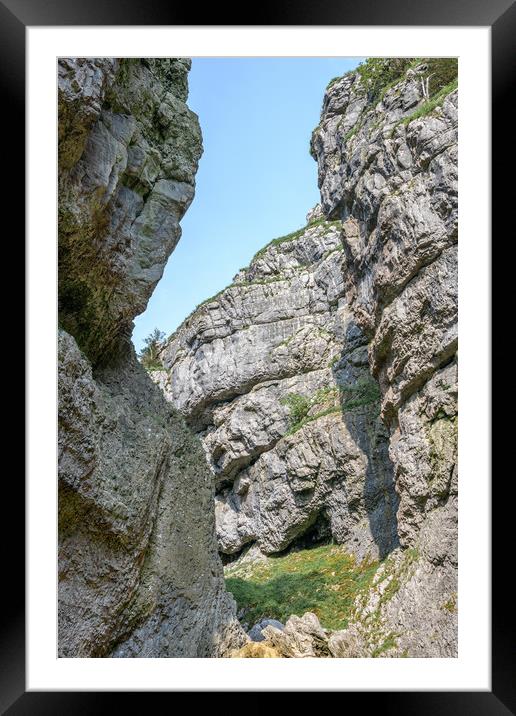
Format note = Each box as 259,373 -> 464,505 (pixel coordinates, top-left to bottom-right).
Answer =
58,57 -> 458,659
58,58 -> 245,657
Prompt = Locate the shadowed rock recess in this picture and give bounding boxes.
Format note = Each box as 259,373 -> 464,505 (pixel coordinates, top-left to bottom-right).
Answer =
58,58 -> 246,657
157,60 -> 458,657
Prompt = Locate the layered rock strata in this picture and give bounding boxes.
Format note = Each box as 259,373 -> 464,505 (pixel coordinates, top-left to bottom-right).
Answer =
158,59 -> 458,657
58,58 -> 245,657
310,60 -> 458,656
158,215 -> 400,562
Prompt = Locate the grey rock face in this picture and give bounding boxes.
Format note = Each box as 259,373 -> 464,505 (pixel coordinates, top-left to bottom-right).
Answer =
310,61 -> 458,655
59,58 -> 202,365
159,220 -> 399,561
328,624 -> 367,658
58,58 -> 245,657
156,60 -> 458,658
261,612 -> 330,658
248,619 -> 285,642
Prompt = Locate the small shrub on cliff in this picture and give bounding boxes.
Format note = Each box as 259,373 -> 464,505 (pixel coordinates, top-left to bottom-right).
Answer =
423,58 -> 458,96
138,328 -> 166,371
356,58 -> 413,101
280,393 -> 311,427
281,388 -> 341,434
356,57 -> 457,105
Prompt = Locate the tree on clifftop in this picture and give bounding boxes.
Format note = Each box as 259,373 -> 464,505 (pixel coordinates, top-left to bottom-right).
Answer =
138,328 -> 166,371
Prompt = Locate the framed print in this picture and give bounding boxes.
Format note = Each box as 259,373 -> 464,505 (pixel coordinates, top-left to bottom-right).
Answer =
5,0 -> 512,709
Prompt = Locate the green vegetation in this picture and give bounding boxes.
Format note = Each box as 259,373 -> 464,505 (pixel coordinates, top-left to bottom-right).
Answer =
356,57 -> 457,104
422,58 -> 458,96
280,378 -> 382,435
398,77 -> 458,128
339,377 -> 381,411
326,76 -> 341,90
388,58 -> 458,136
138,327 -> 166,370
251,219 -> 341,263
280,387 -> 340,434
344,121 -> 361,142
226,544 -> 423,655
225,544 -> 379,631
356,58 -> 415,102
350,546 -> 419,656
317,59 -> 459,151
252,227 -> 308,261
280,393 -> 311,426
442,592 -> 458,613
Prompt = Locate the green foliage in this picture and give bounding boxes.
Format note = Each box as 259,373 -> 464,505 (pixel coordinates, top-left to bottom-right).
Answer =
225,544 -> 379,631
349,546 -> 420,655
344,122 -> 361,142
442,592 -> 458,613
280,379 -> 382,435
280,387 -> 341,434
138,327 -> 166,370
326,76 -> 341,90
401,78 -> 458,125
280,393 -> 311,426
356,57 -> 457,105
340,377 -> 381,411
388,59 -> 458,137
423,58 -> 458,96
356,58 -> 414,102
372,633 -> 399,657
252,227 -> 307,261
251,220 -> 341,263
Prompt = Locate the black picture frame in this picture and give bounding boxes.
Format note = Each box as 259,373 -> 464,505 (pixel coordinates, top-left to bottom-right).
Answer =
5,0 -> 511,710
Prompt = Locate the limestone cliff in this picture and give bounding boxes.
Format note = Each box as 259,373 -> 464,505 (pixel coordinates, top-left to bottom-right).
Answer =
310,58 -> 458,657
158,59 -> 458,657
58,58 -> 245,657
158,211 -> 398,561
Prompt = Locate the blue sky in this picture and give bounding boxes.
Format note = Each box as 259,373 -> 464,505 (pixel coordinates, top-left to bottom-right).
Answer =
132,57 -> 362,352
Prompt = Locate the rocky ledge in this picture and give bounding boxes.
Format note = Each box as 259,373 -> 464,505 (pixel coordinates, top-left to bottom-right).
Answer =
157,211 -> 399,562
155,59 -> 458,657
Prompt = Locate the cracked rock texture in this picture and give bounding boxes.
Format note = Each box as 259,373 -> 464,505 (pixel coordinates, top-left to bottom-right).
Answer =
158,217 -> 399,561
310,61 -> 458,656
159,60 -> 458,657
58,58 -> 245,657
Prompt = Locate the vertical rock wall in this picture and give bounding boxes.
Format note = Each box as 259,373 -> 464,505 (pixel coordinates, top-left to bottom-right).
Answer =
58,58 -> 245,657
157,59 -> 458,657
310,60 -> 458,656
158,216 -> 399,562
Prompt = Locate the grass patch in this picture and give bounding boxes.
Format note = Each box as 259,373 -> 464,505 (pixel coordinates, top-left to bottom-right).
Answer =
372,633 -> 399,657
279,379 -> 382,436
225,544 -> 379,631
251,220 -> 341,263
344,123 -> 360,142
356,57 -> 457,104
390,77 -> 458,137
401,78 -> 458,125
349,546 -> 420,655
